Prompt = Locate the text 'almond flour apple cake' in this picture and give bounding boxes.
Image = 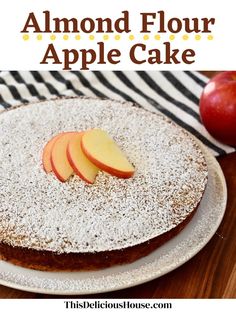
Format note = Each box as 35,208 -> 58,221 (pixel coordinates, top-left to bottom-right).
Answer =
0,97 -> 208,271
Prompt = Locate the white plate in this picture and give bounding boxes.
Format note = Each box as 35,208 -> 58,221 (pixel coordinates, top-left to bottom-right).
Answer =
0,142 -> 227,295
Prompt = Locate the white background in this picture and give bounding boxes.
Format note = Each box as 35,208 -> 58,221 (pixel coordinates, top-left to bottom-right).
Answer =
0,299 -> 235,313
0,0 -> 235,70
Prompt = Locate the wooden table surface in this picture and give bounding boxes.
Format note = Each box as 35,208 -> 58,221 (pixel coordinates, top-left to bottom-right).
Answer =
0,72 -> 235,299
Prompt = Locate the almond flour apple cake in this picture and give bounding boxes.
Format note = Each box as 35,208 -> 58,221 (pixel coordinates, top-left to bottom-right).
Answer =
0,97 -> 208,271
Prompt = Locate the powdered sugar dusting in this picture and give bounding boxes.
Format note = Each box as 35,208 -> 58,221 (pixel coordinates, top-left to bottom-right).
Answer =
0,98 -> 207,253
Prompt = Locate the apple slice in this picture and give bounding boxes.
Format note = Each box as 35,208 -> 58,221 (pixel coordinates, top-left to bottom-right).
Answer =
67,132 -> 99,184
51,132 -> 75,182
81,129 -> 135,178
42,133 -> 64,173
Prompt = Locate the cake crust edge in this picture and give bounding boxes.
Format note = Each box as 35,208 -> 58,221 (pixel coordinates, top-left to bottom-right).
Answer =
0,203 -> 199,271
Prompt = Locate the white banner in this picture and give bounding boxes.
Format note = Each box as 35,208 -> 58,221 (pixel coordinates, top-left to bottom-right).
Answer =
0,299 -> 235,313
0,0 -> 235,70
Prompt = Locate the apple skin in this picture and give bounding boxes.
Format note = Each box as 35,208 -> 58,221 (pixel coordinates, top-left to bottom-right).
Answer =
51,162 -> 68,183
42,133 -> 63,173
199,71 -> 236,146
81,140 -> 134,179
66,132 -> 99,184
67,150 -> 94,184
50,132 -> 75,182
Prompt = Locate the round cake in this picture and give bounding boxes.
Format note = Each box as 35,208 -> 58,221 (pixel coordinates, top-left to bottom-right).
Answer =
0,97 -> 208,271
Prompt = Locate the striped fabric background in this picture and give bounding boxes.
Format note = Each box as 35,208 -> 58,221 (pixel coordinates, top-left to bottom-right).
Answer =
0,71 -> 235,156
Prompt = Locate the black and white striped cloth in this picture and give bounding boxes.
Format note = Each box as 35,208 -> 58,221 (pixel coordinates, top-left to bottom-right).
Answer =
0,71 -> 235,156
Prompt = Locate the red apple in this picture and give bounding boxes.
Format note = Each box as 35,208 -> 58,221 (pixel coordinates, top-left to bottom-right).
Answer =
199,71 -> 236,146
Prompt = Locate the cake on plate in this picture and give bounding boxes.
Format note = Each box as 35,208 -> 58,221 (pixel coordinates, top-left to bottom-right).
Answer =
0,97 -> 208,271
